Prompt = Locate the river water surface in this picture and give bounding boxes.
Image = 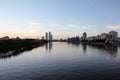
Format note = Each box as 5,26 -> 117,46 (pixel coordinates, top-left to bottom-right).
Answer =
0,42 -> 120,80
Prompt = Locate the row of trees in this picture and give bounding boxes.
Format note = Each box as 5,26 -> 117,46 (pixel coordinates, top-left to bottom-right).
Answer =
0,39 -> 47,53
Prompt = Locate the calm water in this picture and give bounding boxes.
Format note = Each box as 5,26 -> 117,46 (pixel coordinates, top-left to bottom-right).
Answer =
0,42 -> 120,80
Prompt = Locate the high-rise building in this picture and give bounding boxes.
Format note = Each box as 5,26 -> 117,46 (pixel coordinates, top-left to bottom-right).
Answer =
82,32 -> 87,40
49,32 -> 53,41
45,32 -> 48,40
109,31 -> 118,41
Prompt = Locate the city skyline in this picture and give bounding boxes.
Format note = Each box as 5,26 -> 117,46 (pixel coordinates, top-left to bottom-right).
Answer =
0,0 -> 120,39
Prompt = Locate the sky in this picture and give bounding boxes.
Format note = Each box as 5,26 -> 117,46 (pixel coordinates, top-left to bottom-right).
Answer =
0,0 -> 120,39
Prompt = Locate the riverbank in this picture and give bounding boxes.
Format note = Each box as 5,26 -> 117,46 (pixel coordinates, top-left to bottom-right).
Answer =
0,39 -> 47,53
81,42 -> 120,46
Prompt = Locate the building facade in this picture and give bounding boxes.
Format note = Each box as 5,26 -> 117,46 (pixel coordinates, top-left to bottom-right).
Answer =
45,32 -> 48,41
0,36 -> 9,40
82,32 -> 87,40
87,36 -> 97,41
49,32 -> 53,41
109,31 -> 118,41
98,33 -> 111,40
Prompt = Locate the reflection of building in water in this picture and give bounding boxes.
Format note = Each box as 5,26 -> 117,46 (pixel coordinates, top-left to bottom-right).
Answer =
81,43 -> 87,56
49,42 -> 52,52
108,46 -> 118,58
88,44 -> 118,58
67,42 -> 80,48
45,43 -> 48,51
45,42 -> 53,52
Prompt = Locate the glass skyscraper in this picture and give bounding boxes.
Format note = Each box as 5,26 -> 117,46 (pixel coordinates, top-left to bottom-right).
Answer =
45,32 -> 53,41
45,32 -> 48,41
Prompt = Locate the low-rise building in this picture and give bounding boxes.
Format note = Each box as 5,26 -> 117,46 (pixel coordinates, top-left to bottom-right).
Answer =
98,33 -> 112,40
87,36 -> 97,41
0,36 -> 9,40
11,37 -> 21,40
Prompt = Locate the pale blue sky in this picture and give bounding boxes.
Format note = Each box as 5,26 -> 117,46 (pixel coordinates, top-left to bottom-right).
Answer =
0,0 -> 120,39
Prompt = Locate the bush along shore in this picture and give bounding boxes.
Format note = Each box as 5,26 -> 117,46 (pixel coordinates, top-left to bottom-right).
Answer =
0,39 -> 47,54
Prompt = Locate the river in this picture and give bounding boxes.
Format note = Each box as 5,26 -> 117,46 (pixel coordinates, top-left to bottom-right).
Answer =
0,42 -> 120,80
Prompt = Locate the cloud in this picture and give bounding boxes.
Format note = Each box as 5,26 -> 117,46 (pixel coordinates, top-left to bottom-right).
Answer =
105,25 -> 120,30
28,22 -> 99,38
28,22 -> 94,31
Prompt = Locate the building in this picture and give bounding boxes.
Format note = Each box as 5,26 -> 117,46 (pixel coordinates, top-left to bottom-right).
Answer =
83,32 -> 87,40
98,33 -> 111,40
97,35 -> 100,40
11,36 -> 21,40
82,32 -> 87,40
49,32 -> 53,41
118,37 -> 120,42
45,32 -> 48,41
87,36 -> 97,41
0,36 -> 9,40
45,32 -> 53,41
42,36 -> 44,40
67,36 -> 80,42
109,31 -> 118,41
99,33 -> 108,39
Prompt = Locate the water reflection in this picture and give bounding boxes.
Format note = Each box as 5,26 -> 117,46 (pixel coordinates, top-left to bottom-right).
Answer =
66,42 -> 118,58
88,44 -> 118,58
0,44 -> 45,59
0,42 -> 119,59
0,42 -> 120,80
45,43 -> 48,51
67,42 -> 80,47
81,43 -> 87,55
45,42 -> 53,52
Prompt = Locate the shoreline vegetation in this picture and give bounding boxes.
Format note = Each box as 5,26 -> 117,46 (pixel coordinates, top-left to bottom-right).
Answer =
0,39 -> 47,54
81,39 -> 119,46
0,39 -> 119,59
59,39 -> 120,46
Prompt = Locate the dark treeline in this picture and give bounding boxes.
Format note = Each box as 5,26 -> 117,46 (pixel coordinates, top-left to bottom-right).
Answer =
0,39 -> 47,54
67,36 -> 80,42
81,39 -> 106,43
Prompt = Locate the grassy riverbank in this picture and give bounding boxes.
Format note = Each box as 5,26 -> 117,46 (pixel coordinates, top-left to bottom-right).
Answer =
0,39 -> 47,53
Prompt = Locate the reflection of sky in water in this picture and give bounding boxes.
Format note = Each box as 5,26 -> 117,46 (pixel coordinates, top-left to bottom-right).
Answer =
0,42 -> 119,60
0,42 -> 120,80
